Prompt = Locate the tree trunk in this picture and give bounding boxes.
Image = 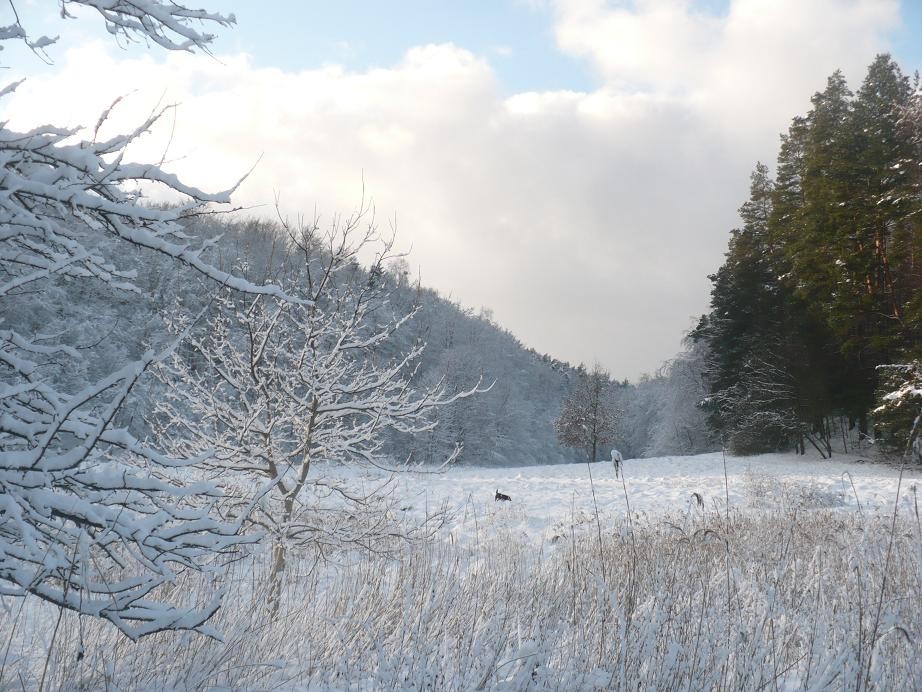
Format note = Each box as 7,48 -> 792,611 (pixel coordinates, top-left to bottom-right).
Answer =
267,539 -> 287,614
268,495 -> 297,614
805,433 -> 829,459
904,405 -> 922,464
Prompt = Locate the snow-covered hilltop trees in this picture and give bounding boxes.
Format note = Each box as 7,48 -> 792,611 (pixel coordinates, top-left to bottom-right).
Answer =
400,299 -> 585,466
0,1 -> 300,638
140,213 -> 587,470
694,54 -> 922,458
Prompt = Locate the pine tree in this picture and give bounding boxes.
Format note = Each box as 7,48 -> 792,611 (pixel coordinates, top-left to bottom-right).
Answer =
700,57 -> 922,456
903,81 -> 922,337
783,71 -> 859,333
697,165 -> 795,451
697,161 -> 845,455
851,56 -> 919,356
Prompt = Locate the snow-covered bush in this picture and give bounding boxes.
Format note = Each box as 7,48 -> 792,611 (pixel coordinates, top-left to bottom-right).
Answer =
740,469 -> 845,509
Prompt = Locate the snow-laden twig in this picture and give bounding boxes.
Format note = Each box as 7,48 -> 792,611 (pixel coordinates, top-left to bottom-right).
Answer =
2,0 -> 234,61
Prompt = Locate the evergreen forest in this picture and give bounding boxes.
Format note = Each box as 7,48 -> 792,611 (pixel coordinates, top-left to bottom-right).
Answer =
693,54 -> 922,459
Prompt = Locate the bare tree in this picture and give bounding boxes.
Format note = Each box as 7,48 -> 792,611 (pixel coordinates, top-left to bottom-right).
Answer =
644,339 -> 719,457
555,363 -> 621,463
152,209 -> 482,603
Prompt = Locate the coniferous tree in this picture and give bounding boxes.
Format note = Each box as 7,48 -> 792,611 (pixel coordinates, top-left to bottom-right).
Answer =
699,55 -> 922,458
696,165 -> 821,453
851,55 -> 916,347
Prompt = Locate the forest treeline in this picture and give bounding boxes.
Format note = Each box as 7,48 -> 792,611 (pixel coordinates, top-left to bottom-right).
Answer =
26,210 -> 590,467
693,54 -> 922,459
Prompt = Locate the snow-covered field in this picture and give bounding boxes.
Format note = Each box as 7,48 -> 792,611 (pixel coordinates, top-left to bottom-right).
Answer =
5,452 -> 921,690
383,451 -> 914,547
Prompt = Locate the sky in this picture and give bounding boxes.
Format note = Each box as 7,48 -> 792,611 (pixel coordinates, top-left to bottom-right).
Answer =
4,0 -> 922,380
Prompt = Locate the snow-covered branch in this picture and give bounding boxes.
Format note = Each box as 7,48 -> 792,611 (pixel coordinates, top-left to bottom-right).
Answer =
0,1 -> 303,638
875,361 -> 922,463
2,0 -> 235,60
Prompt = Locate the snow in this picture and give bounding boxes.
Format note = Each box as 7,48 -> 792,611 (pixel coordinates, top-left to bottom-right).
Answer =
344,451 -> 916,548
6,451 -> 920,688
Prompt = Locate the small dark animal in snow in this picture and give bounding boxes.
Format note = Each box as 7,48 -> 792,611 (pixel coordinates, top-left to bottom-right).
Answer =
495,489 -> 512,502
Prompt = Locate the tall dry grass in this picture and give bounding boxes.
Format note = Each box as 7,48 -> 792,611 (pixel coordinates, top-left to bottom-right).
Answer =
3,488 -> 920,690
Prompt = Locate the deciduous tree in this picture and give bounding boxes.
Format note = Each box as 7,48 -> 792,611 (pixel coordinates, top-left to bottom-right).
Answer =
152,211 -> 482,602
555,364 -> 620,463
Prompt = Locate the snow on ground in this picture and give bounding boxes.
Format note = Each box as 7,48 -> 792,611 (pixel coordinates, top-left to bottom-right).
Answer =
7,451 -> 919,689
340,451 -> 920,549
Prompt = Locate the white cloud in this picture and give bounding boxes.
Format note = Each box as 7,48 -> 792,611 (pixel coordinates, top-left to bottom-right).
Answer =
552,0 -> 900,139
3,1 -> 901,378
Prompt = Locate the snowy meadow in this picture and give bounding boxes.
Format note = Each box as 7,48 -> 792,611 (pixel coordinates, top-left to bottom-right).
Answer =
3,452 -> 920,689
3,3 -> 922,691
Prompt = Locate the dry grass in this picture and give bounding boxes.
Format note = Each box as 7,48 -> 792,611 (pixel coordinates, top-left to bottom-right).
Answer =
3,490 -> 920,690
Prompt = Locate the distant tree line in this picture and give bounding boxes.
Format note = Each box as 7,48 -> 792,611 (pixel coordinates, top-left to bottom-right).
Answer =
693,54 -> 922,460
